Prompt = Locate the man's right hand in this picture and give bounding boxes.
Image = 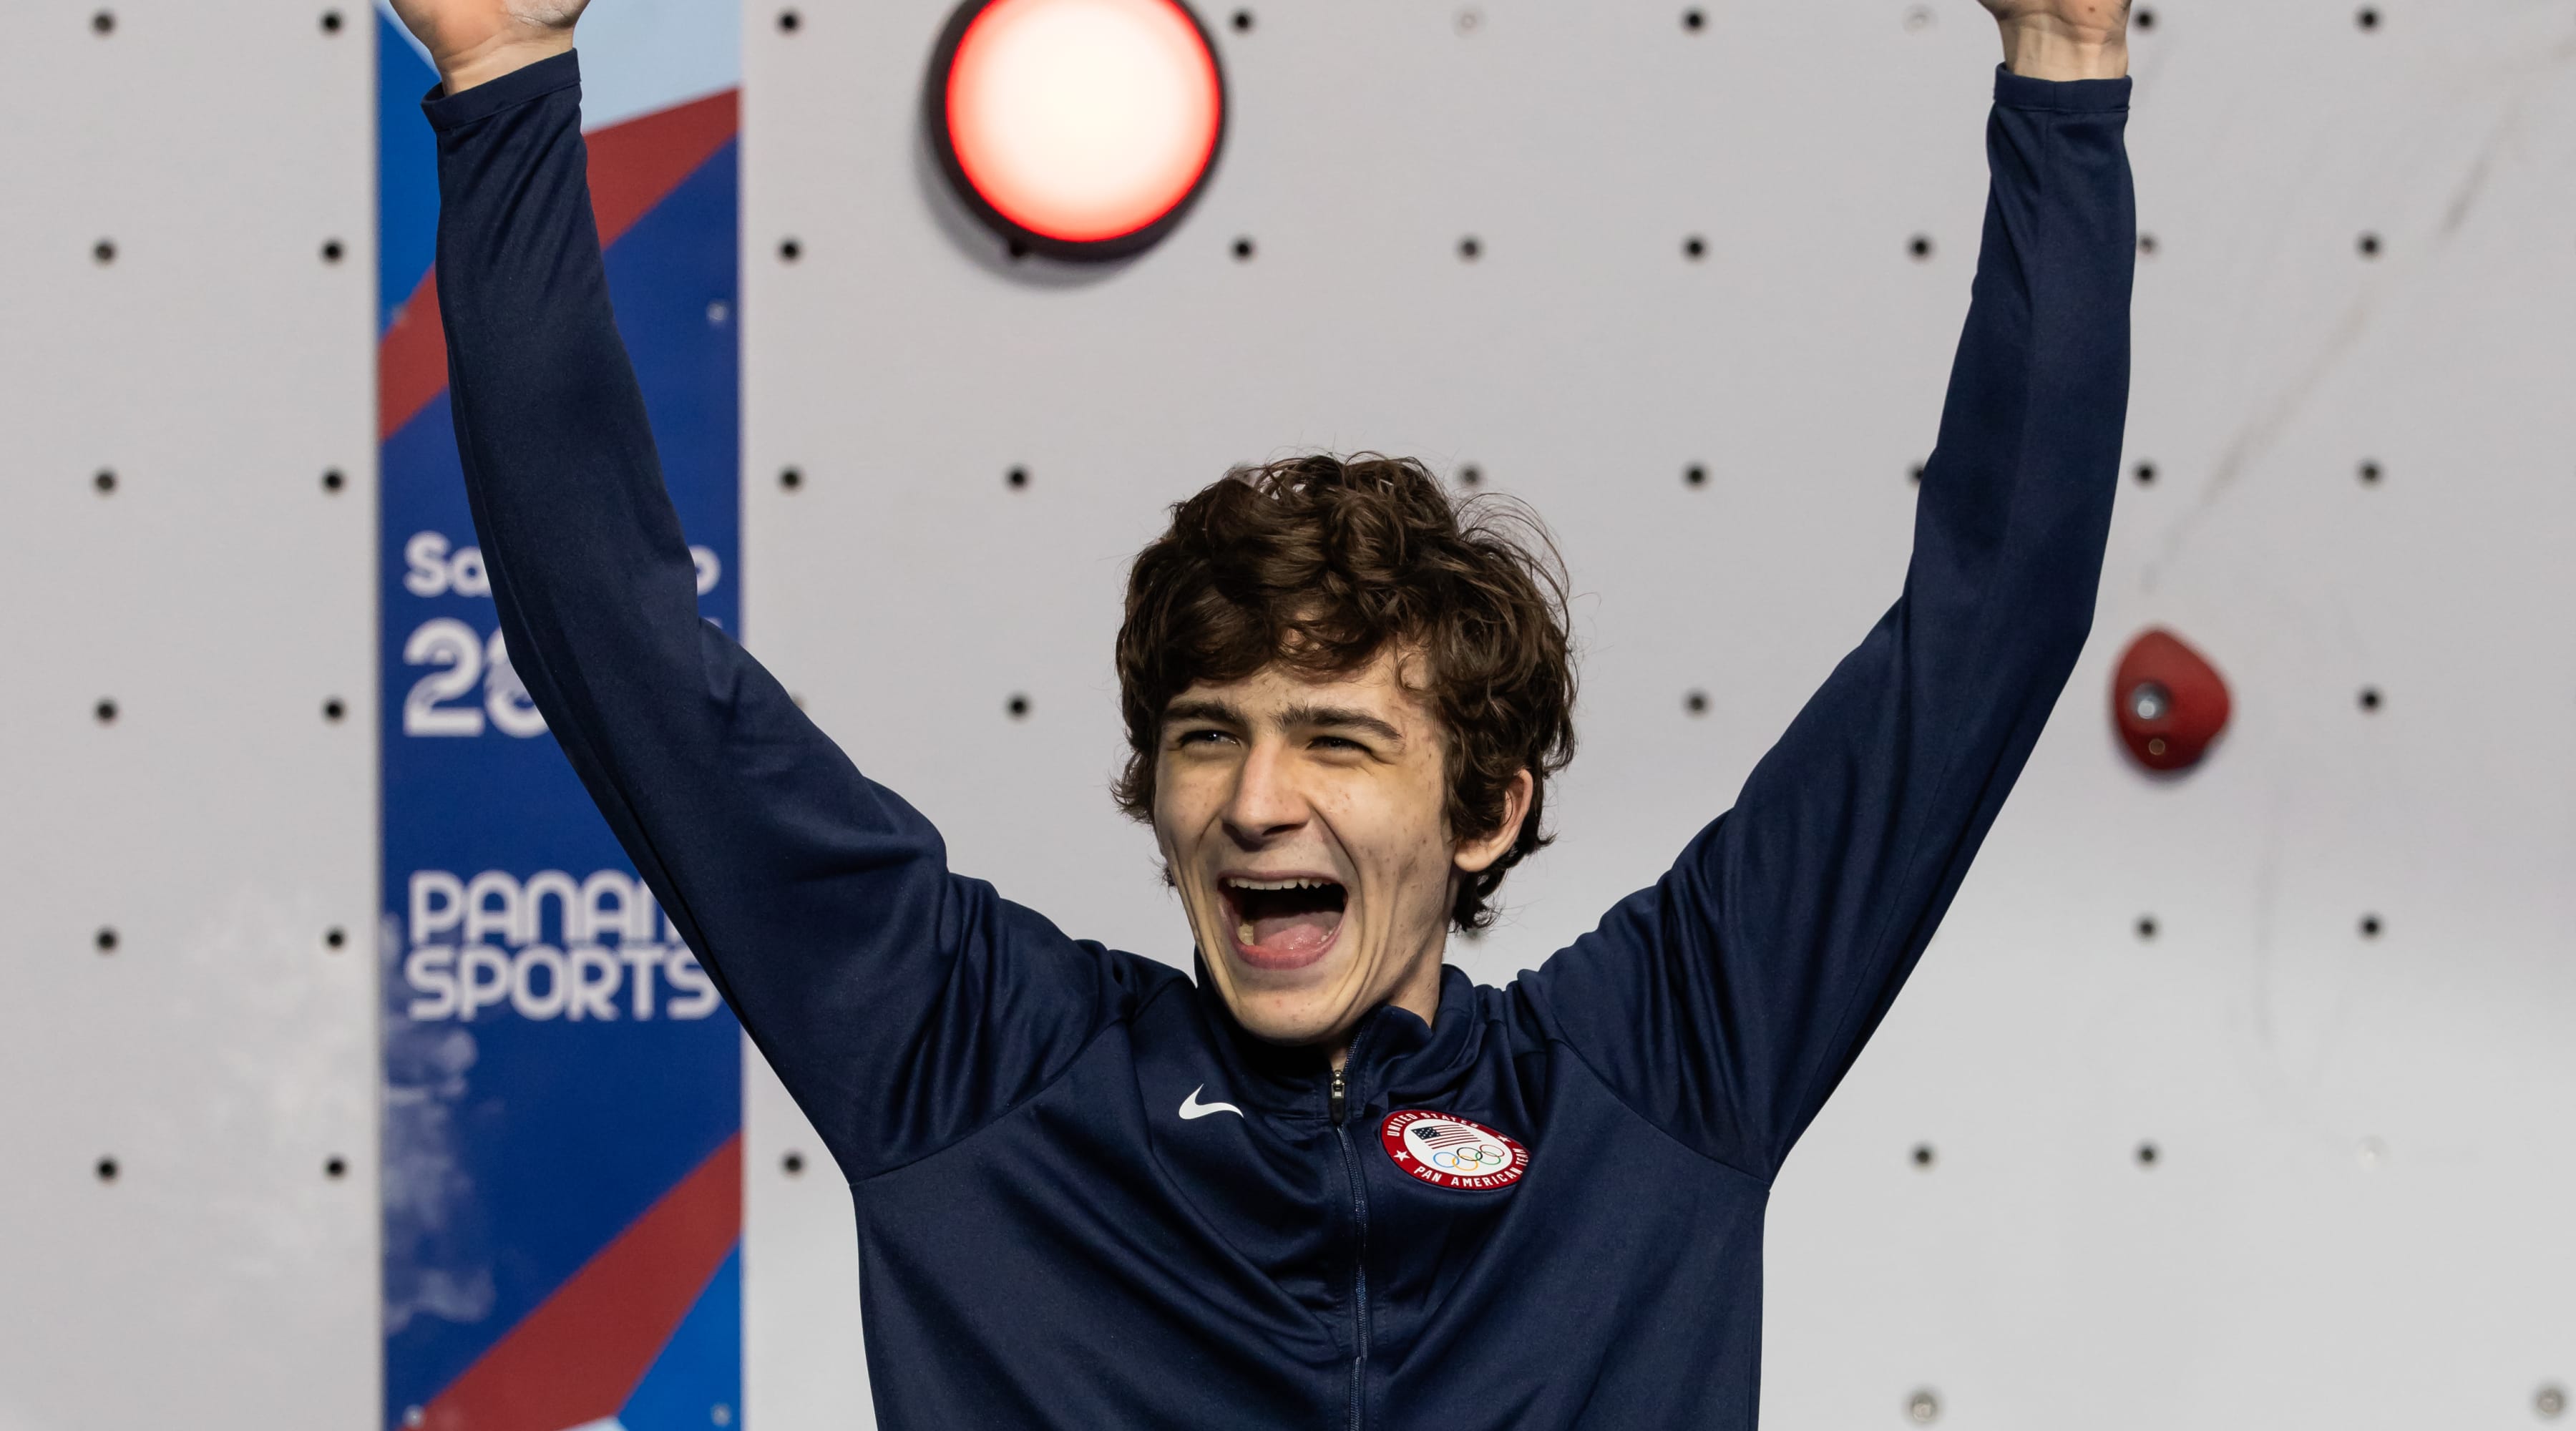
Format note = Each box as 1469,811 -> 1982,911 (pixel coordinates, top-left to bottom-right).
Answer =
388,0 -> 587,94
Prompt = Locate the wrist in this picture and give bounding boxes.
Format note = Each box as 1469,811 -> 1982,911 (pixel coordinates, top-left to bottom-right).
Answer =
439,31 -> 575,94
1998,19 -> 2129,81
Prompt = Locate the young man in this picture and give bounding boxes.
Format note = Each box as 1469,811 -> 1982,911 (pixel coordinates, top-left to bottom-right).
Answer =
396,0 -> 2133,1424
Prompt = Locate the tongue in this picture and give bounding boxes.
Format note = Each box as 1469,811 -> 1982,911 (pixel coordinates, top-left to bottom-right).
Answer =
1245,908 -> 1342,957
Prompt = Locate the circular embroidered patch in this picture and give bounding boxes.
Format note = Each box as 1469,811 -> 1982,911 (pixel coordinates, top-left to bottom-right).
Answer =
1380,1109 -> 1528,1191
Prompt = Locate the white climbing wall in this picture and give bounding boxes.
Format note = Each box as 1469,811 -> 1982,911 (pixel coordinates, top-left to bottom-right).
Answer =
0,3 -> 380,1429
740,1 -> 2576,1427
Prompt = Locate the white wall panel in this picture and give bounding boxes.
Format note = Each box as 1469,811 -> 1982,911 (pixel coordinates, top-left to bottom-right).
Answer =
0,4 -> 379,1429
771,0 -> 2566,1425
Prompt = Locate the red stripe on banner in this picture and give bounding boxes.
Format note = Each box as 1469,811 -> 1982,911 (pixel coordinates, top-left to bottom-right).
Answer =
419,1134 -> 743,1431
379,87 -> 740,442
379,265 -> 444,441
585,88 -> 740,248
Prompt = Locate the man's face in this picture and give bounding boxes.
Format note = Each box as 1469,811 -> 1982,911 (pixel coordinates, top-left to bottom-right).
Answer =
1153,645 -> 1527,1052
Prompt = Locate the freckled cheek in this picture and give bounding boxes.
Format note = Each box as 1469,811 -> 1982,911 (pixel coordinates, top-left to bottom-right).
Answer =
1151,785 -> 1211,930
1312,791 -> 1442,926
1154,767 -> 1221,845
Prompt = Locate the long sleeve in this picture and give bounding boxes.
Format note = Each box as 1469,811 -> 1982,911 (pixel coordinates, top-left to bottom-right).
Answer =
423,52 -> 1156,1180
1521,67 -> 2134,1181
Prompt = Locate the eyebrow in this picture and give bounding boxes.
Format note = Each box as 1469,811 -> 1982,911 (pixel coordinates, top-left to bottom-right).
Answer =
1161,698 -> 1405,746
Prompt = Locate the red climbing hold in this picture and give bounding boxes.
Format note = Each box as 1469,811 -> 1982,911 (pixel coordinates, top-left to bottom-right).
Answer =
2111,627 -> 2231,773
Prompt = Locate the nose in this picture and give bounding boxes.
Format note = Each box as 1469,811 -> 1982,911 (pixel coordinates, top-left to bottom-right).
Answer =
1220,736 -> 1307,846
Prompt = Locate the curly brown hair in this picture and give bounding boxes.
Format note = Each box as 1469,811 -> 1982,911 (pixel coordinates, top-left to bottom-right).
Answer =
1111,454 -> 1578,930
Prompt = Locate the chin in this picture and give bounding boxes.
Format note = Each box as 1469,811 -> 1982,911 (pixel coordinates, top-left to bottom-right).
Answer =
1203,929 -> 1358,1047
1221,986 -> 1350,1048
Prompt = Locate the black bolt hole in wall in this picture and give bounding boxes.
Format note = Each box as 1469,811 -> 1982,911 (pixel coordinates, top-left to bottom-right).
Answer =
1683,234 -> 1706,260
1684,690 -> 1709,716
1908,461 -> 1924,484
1232,236 -> 1254,260
1006,694 -> 1031,720
1455,463 -> 1482,488
322,467 -> 346,493
783,1151 -> 806,1176
1682,7 -> 1705,32
2358,686 -> 2383,713
1006,465 -> 1029,489
2136,1141 -> 2160,1168
94,698 -> 118,725
325,927 -> 347,951
2357,459 -> 2383,484
96,927 -> 119,954
96,1157 -> 119,1183
2135,6 -> 2157,30
1908,234 -> 1935,261
1683,462 -> 1707,488
779,465 -> 803,491
778,236 -> 801,262
91,9 -> 114,36
2132,461 -> 2157,485
777,8 -> 800,33
321,9 -> 343,34
2356,6 -> 2380,31
321,238 -> 345,264
1231,9 -> 1253,33
1458,235 -> 1482,262
2137,915 -> 2158,940
2357,232 -> 2381,258
325,1156 -> 348,1179
323,697 -> 347,723
93,238 -> 116,265
2359,914 -> 2384,939
94,468 -> 116,494
1911,1143 -> 1935,1170
2138,232 -> 2158,255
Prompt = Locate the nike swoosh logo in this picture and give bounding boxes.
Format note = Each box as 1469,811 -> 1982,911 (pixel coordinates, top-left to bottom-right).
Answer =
1179,1085 -> 1243,1120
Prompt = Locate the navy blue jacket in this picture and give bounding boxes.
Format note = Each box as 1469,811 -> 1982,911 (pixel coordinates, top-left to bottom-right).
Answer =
427,54 -> 2131,1430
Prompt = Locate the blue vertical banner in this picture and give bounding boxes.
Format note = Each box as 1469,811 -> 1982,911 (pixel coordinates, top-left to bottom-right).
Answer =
375,8 -> 744,1428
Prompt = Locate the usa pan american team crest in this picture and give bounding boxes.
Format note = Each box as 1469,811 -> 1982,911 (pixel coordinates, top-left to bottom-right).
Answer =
1380,1109 -> 1528,1191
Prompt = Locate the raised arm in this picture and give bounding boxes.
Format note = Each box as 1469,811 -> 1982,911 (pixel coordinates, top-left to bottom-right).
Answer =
1523,9 -> 2135,1181
396,4 -> 1152,1178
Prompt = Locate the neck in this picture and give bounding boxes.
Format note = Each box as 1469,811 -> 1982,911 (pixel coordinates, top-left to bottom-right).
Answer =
1329,941 -> 1448,1071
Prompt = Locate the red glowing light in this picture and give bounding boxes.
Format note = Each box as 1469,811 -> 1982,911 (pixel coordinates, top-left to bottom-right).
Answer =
935,0 -> 1225,252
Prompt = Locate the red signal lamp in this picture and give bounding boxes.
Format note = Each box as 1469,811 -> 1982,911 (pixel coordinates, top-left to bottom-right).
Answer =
927,0 -> 1228,260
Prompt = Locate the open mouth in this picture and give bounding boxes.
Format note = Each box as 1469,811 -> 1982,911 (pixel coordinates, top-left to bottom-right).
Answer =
1218,875 -> 1348,970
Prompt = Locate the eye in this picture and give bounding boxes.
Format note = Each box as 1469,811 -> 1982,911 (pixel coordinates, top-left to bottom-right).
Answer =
1172,728 -> 1231,748
1313,736 -> 1367,753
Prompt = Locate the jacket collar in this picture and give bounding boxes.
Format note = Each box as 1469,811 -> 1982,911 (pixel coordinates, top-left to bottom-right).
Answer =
1189,951 -> 1484,1121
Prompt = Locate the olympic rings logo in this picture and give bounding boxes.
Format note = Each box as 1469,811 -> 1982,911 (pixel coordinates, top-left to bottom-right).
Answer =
1404,1118 -> 1516,1175
1382,1108 -> 1528,1190
1428,1141 -> 1508,1171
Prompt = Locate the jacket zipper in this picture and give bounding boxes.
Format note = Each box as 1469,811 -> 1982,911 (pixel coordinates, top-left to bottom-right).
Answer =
1328,1056 -> 1369,1431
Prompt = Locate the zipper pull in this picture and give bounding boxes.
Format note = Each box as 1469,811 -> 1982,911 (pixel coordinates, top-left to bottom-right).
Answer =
1330,1065 -> 1347,1125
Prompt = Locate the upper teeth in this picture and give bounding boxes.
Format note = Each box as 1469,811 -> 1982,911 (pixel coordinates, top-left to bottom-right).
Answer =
1227,877 -> 1334,890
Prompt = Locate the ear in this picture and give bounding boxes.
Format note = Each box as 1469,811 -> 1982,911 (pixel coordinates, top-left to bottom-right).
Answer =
1452,768 -> 1533,875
